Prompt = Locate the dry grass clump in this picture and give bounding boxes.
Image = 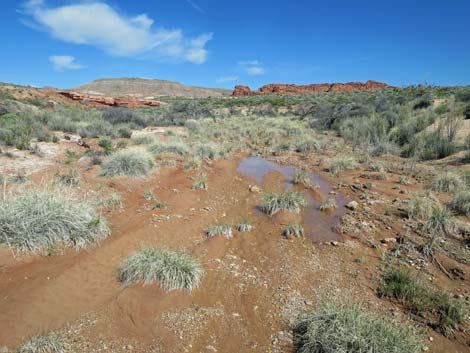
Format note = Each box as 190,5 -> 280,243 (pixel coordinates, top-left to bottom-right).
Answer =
18,332 -> 65,353
407,195 -> 438,221
430,172 -> 463,192
236,221 -> 253,232
148,139 -> 189,156
261,191 -> 307,215
449,191 -> 470,216
0,188 -> 109,253
283,223 -> 304,237
206,224 -> 233,238
329,156 -> 357,175
101,148 -> 155,177
319,198 -> 337,211
119,247 -> 202,292
192,172 -> 208,190
294,302 -> 423,353
379,268 -> 465,335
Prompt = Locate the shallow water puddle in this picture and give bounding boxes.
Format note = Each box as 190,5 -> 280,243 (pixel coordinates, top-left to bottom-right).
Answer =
237,157 -> 347,242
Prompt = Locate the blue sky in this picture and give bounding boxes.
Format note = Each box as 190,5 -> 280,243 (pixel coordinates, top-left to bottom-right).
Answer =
0,0 -> 469,89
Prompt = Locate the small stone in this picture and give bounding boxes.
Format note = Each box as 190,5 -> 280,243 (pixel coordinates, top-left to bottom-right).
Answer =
249,185 -> 262,193
428,337 -> 434,342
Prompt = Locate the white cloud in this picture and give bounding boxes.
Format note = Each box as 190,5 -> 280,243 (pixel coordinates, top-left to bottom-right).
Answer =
23,0 -> 212,64
49,55 -> 83,71
216,75 -> 239,83
239,59 -> 266,75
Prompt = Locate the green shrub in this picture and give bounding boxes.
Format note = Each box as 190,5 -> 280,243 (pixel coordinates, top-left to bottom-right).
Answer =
119,247 -> 202,292
101,148 -> 155,177
117,126 -> 132,138
185,119 -> 202,131
194,142 -> 219,160
261,191 -> 307,215
283,223 -> 304,237
0,188 -> 109,253
450,191 -> 470,216
98,136 -> 113,154
294,302 -> 422,353
379,268 -> 465,335
293,169 -> 309,185
55,169 -> 80,186
184,157 -> 201,170
329,156 -> 357,175
407,196 -> 437,221
102,107 -> 146,127
206,224 -> 232,238
132,135 -> 156,145
430,173 -> 463,192
18,332 -> 65,353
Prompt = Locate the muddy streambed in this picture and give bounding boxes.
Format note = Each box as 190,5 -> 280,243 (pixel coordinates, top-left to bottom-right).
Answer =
237,157 -> 347,242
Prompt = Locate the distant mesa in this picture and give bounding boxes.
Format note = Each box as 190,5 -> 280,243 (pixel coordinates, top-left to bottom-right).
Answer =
58,91 -> 164,108
232,80 -> 392,96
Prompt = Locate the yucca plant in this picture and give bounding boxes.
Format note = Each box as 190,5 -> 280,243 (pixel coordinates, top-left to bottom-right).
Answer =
119,247 -> 203,292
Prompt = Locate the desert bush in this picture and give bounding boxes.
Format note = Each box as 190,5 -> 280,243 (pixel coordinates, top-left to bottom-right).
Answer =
261,191 -> 307,215
148,140 -> 189,156
422,206 -> 455,256
78,120 -> 113,138
430,173 -> 463,192
18,332 -> 65,353
98,136 -> 113,154
101,148 -> 154,177
449,191 -> 470,216
379,268 -> 464,335
117,126 -> 132,138
96,193 -> 122,210
329,156 -> 357,175
132,135 -> 156,145
161,158 -> 177,167
319,198 -> 337,211
102,107 -> 146,127
119,247 -> 202,292
294,302 -> 422,353
206,224 -> 232,238
55,169 -> 80,186
283,223 -> 304,237
295,137 -> 319,154
194,142 -> 219,160
0,188 -> 109,253
184,157 -> 201,170
407,196 -> 438,221
185,119 -> 202,131
192,172 -> 208,190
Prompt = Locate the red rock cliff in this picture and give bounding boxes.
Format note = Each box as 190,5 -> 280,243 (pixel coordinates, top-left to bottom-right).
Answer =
58,91 -> 163,108
232,80 -> 392,96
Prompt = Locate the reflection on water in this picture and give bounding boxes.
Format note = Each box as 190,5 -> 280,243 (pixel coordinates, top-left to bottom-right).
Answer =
237,157 -> 347,242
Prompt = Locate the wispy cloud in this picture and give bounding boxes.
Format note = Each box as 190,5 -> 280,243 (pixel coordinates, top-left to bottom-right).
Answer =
186,0 -> 205,14
216,75 -> 239,83
23,0 -> 213,64
49,55 -> 83,71
239,60 -> 266,75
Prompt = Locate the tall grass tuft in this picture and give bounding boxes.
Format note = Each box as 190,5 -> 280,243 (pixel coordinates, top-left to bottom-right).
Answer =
294,302 -> 422,353
148,140 -> 189,156
319,198 -> 337,211
261,191 -> 307,215
101,148 -> 155,177
119,247 -> 203,292
18,332 -> 65,353
407,195 -> 438,221
283,223 -> 304,237
192,172 -> 208,190
0,188 -> 109,253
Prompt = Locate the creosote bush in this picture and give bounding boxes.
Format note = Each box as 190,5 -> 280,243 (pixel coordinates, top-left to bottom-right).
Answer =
101,148 -> 155,177
261,191 -> 307,215
18,332 -> 65,353
119,247 -> 202,292
294,302 -> 422,353
378,268 -> 465,335
0,188 -> 109,253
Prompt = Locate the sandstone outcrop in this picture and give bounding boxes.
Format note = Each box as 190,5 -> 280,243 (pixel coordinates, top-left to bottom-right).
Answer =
58,91 -> 163,108
232,80 -> 392,96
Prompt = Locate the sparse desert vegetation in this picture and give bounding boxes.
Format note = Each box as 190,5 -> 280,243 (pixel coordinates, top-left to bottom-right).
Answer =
0,81 -> 469,353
